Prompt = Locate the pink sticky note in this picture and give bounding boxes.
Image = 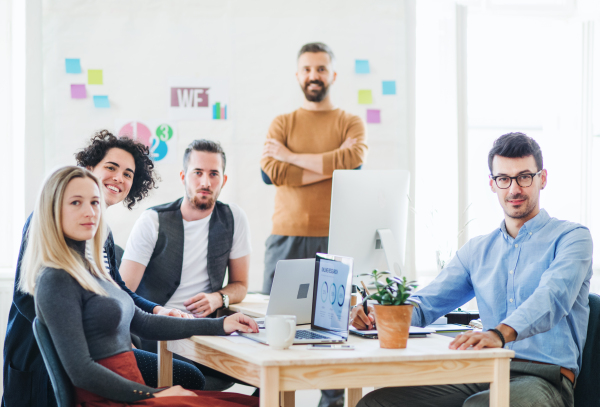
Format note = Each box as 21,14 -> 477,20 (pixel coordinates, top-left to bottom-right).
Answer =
366,109 -> 380,124
71,84 -> 86,99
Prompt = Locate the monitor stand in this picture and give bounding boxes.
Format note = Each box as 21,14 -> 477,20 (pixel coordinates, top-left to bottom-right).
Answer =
376,229 -> 411,280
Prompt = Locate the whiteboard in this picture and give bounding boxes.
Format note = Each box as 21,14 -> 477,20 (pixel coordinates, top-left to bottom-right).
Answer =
42,0 -> 411,290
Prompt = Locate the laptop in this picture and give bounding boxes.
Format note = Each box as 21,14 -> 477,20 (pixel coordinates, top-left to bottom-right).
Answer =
241,253 -> 353,345
255,259 -> 315,327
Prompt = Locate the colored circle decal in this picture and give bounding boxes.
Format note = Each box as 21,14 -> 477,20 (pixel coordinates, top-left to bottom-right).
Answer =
156,124 -> 173,142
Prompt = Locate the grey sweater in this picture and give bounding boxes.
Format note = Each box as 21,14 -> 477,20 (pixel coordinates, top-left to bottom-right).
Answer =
34,239 -> 226,402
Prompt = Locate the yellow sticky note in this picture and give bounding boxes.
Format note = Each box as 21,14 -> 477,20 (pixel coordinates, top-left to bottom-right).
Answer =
88,70 -> 103,85
358,90 -> 372,104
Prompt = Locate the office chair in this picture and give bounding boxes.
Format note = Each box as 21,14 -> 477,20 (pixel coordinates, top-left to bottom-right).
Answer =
574,293 -> 600,407
32,317 -> 74,407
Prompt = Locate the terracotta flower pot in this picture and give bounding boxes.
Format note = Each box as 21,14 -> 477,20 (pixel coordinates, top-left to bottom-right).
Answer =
373,304 -> 413,349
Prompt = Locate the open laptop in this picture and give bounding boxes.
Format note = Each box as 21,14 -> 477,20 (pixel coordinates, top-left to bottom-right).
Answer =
255,258 -> 315,327
241,253 -> 353,345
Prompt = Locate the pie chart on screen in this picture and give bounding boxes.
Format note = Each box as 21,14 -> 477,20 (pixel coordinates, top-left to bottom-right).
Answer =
118,121 -> 152,147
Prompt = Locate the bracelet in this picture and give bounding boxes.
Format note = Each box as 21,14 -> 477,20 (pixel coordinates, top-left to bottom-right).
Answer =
487,328 -> 505,348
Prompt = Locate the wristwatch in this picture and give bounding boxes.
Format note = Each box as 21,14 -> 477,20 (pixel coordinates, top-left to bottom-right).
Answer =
220,292 -> 229,309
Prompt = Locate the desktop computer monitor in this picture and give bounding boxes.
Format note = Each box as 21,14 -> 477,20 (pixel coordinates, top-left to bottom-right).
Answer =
327,169 -> 411,283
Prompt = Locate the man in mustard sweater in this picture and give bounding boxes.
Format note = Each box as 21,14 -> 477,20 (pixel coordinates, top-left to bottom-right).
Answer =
260,42 -> 368,407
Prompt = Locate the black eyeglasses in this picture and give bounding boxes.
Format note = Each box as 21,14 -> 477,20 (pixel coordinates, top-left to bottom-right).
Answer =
490,170 -> 543,189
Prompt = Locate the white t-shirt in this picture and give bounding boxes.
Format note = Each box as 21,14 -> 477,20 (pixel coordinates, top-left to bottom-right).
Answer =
122,203 -> 252,311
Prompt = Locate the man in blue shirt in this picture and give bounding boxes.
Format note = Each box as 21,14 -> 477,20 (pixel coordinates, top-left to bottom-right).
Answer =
351,133 -> 592,407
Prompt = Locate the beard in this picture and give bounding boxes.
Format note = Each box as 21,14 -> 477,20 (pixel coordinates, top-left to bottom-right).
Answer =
503,193 -> 538,219
186,184 -> 219,211
302,80 -> 329,102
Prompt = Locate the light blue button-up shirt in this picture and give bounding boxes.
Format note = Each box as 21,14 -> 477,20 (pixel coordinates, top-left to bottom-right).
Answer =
411,209 -> 593,377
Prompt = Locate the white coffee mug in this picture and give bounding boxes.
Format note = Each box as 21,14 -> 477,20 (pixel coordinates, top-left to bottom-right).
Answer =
265,315 -> 296,350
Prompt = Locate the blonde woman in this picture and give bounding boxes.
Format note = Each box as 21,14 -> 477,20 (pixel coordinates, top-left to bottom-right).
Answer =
20,166 -> 259,406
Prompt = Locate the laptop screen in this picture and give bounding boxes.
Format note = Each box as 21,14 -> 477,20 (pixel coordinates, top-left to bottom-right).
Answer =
311,253 -> 353,336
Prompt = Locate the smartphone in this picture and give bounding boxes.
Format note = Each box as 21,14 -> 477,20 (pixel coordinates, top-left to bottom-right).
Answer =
307,344 -> 355,350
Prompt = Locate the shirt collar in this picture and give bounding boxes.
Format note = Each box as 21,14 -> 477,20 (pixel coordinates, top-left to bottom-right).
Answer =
499,208 -> 550,239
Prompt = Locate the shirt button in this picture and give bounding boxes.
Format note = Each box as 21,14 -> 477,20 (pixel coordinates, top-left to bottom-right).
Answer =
509,298 -> 514,303
515,244 -> 519,248
529,232 -> 532,235
509,270 -> 514,274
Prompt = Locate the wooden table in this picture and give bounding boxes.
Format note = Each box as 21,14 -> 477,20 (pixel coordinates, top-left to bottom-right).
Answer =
159,295 -> 514,407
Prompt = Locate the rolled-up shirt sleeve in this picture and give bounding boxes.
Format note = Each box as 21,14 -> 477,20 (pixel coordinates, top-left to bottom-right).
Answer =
502,227 -> 593,341
411,242 -> 475,327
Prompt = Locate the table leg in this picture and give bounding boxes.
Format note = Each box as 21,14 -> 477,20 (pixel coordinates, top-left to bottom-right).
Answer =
346,388 -> 362,407
280,391 -> 295,407
260,366 -> 280,407
489,358 -> 510,407
157,341 -> 173,388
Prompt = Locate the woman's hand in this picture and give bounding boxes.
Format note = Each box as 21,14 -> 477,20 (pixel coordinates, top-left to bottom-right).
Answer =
154,306 -> 193,319
223,313 -> 259,334
153,385 -> 198,398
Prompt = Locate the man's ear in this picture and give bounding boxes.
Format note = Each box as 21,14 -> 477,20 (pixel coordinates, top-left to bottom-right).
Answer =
221,174 -> 228,189
540,169 -> 547,190
489,177 -> 496,193
180,170 -> 185,185
331,71 -> 337,85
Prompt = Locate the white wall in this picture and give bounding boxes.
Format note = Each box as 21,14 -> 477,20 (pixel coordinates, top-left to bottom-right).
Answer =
39,0 -> 414,291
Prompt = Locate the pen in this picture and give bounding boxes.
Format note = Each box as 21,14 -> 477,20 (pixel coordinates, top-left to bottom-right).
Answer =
360,281 -> 369,319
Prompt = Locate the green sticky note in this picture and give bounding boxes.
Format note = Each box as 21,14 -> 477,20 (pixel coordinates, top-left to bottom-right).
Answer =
88,70 -> 103,85
358,90 -> 373,105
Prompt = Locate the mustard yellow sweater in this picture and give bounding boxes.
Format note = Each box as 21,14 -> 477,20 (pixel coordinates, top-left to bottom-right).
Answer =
261,108 -> 368,237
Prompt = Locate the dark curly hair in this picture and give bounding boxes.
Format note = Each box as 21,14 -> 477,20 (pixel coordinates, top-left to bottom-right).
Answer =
75,130 -> 159,209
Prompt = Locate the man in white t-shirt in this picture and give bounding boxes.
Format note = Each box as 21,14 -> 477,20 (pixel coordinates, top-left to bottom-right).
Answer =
120,139 -> 251,319
120,140 -> 252,391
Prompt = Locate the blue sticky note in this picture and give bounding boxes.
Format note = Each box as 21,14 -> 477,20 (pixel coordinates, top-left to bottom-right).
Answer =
93,95 -> 110,108
355,60 -> 370,74
382,81 -> 396,95
65,59 -> 81,74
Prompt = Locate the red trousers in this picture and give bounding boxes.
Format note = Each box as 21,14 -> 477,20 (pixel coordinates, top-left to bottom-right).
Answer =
75,351 -> 259,407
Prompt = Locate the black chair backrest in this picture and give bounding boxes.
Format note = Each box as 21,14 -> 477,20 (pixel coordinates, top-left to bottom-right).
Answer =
32,317 -> 74,407
574,293 -> 600,407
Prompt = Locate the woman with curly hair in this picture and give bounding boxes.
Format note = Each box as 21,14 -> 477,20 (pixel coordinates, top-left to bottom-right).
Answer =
2,130 -> 207,407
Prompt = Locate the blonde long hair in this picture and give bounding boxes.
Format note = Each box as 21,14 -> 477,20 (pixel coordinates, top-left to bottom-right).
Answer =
19,166 -> 115,296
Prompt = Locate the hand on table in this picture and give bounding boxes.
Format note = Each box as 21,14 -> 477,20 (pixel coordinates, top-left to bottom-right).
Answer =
154,385 -> 198,398
223,312 -> 259,334
350,304 -> 376,330
449,330 -> 503,350
183,292 -> 223,318
154,306 -> 193,319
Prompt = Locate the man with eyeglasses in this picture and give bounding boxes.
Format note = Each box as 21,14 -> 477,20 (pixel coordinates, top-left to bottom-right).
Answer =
351,133 -> 592,407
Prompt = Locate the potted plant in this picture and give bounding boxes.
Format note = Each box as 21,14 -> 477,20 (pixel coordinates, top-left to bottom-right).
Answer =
359,269 -> 418,349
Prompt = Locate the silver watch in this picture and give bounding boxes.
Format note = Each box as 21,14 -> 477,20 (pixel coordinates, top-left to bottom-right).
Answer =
220,293 -> 229,309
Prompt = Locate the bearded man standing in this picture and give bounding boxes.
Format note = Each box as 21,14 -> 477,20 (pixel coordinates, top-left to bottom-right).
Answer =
260,42 -> 368,407
120,139 -> 251,390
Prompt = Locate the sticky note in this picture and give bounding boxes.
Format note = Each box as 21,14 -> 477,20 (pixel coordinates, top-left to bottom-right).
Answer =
358,90 -> 373,104
65,59 -> 81,74
88,70 -> 103,85
93,95 -> 110,108
367,109 -> 381,124
382,81 -> 396,95
70,84 -> 86,99
355,60 -> 370,74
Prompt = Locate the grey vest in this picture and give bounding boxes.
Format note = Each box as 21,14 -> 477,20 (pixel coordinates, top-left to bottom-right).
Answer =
136,198 -> 234,306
